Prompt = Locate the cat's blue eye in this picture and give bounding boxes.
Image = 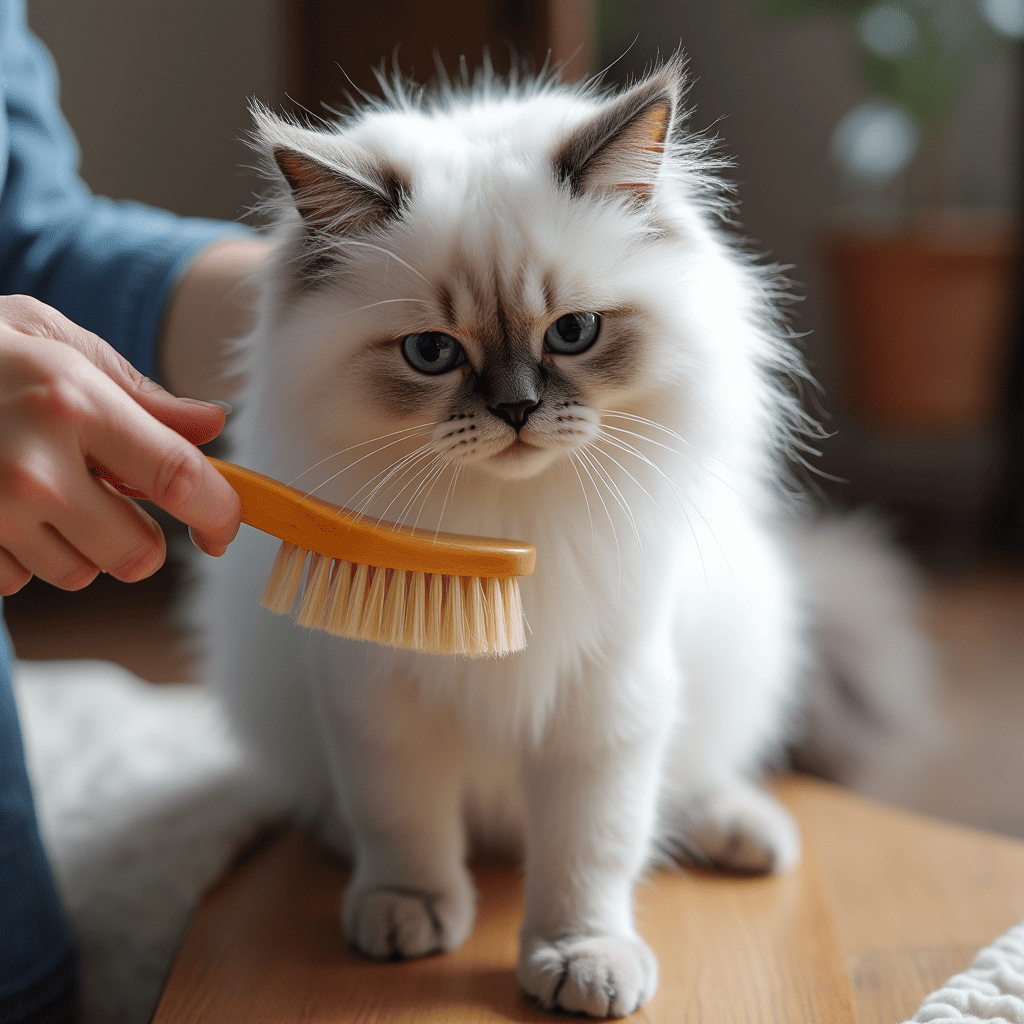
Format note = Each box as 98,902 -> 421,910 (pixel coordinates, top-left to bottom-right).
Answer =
401,332 -> 466,374
544,312 -> 600,354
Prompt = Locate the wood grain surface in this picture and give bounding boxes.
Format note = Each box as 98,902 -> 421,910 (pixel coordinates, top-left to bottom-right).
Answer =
152,775 -> 1024,1023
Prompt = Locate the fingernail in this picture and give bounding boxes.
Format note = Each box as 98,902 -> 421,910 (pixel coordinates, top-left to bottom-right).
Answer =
179,397 -> 233,415
189,527 -> 227,557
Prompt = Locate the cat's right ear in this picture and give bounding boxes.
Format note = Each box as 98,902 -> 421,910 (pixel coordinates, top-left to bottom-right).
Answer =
271,146 -> 407,236
251,104 -> 407,236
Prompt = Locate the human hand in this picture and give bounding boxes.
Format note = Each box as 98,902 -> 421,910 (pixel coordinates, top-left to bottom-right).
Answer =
0,295 -> 241,595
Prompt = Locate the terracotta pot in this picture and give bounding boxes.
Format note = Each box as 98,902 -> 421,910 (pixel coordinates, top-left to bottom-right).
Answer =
826,212 -> 1020,430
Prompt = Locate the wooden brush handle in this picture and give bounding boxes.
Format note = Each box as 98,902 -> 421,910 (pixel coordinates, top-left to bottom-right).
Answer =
88,455 -> 536,578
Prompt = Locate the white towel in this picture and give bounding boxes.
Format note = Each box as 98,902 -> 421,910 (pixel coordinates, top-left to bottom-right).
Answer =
906,921 -> 1024,1023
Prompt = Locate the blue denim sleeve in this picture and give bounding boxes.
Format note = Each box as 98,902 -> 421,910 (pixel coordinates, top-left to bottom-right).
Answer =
0,0 -> 251,385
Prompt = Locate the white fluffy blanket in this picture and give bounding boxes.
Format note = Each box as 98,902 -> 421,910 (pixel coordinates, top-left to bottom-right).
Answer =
13,659 -> 284,1024
13,658 -> 1024,1024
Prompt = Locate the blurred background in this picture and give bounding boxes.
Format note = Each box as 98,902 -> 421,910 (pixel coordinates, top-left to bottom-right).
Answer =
6,1 -> 1024,836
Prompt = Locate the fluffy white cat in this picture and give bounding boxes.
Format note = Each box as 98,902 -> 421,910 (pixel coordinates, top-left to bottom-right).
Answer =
197,57 -> 934,1017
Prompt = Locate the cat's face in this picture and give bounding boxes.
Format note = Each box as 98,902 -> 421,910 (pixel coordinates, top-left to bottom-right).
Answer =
345,240 -> 660,481
258,63 -> 694,485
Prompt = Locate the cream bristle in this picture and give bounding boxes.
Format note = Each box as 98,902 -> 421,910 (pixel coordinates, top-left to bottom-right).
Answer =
408,571 -> 427,649
324,559 -> 352,633
465,575 -> 488,656
441,575 -> 466,654
382,569 -> 407,648
343,562 -> 369,635
484,576 -> 508,656
426,573 -> 444,652
295,552 -> 331,628
359,566 -> 388,641
265,549 -> 527,657
503,577 -> 526,651
260,541 -> 307,614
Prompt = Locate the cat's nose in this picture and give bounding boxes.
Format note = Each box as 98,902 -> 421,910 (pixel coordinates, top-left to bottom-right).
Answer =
489,399 -> 540,430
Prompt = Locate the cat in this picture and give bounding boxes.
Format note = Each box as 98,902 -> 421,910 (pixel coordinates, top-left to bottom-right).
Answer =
196,56 -> 935,1017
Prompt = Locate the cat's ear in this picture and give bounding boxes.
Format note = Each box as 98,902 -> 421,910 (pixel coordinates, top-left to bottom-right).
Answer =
251,103 -> 407,235
271,146 -> 407,235
553,60 -> 682,202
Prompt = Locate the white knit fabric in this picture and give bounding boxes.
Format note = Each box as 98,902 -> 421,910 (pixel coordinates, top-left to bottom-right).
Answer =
14,659 -> 286,1024
906,921 -> 1024,1023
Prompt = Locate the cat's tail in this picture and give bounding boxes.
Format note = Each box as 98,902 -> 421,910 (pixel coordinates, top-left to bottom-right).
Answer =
790,513 -> 945,802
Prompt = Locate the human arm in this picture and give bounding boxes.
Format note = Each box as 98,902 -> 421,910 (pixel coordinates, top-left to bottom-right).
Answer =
157,236 -> 268,403
0,5 -> 273,593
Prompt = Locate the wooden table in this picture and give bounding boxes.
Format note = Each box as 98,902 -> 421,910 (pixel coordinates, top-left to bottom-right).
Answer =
152,775 -> 1024,1023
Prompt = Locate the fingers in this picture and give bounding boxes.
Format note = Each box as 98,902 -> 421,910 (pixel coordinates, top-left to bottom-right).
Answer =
1,525 -> 101,592
82,390 -> 241,553
0,452 -> 167,587
0,548 -> 32,596
48,471 -> 168,582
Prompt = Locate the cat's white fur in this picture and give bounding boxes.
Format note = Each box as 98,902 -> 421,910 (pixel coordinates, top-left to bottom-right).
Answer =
197,60 -> 934,1017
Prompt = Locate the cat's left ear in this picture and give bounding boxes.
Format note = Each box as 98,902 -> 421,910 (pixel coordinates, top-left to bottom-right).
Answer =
553,58 -> 682,203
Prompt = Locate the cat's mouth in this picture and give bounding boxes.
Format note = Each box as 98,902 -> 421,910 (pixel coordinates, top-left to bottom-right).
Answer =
493,438 -> 542,460
477,436 -> 559,480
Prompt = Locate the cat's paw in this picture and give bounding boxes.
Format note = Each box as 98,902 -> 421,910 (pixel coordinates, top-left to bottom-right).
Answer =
678,779 -> 800,874
343,877 -> 475,959
519,933 -> 658,1018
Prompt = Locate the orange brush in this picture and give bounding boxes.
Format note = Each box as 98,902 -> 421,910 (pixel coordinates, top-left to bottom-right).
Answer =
89,456 -> 536,658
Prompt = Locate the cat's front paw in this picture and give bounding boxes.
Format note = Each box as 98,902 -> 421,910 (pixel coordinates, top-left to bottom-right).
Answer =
343,878 -> 475,959
679,780 -> 800,874
519,933 -> 658,1018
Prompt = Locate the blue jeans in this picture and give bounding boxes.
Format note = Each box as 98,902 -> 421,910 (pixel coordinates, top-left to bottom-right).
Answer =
0,606 -> 79,1024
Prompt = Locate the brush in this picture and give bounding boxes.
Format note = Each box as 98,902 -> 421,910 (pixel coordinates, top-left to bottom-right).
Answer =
88,456 -> 536,658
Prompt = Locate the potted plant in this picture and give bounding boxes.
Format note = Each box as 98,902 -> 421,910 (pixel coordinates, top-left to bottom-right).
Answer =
760,0 -> 1020,431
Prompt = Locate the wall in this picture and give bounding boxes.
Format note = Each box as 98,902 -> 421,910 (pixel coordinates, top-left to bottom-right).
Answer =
27,0 -> 288,223
598,0 -> 1022,421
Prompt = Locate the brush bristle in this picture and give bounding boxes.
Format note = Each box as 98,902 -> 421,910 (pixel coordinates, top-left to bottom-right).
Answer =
259,541 -> 527,657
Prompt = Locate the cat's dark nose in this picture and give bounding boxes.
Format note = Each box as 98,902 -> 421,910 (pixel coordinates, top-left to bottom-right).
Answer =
489,399 -> 540,430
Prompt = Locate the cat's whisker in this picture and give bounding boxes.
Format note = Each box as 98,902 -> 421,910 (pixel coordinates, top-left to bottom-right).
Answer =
581,445 -> 646,611
583,445 -> 644,565
291,429 -> 438,502
596,431 -> 728,591
592,432 -> 712,596
285,422 -> 439,488
329,439 -> 436,516
344,297 -> 433,317
337,441 -> 439,524
592,436 -> 673,523
601,421 -> 755,515
409,456 -> 454,534
600,421 -> 710,473
574,446 -> 622,604
568,451 -> 597,556
391,453 -> 447,532
350,443 -> 439,522
371,449 -> 444,526
336,239 -> 433,288
433,462 -> 463,543
602,410 -> 737,471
